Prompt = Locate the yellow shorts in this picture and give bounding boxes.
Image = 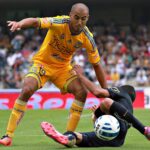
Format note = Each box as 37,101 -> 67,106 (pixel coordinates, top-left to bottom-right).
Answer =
25,62 -> 77,93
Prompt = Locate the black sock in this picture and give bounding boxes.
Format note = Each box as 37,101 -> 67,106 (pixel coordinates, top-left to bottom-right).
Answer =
109,102 -> 145,134
64,131 -> 77,140
63,131 -> 77,147
94,107 -> 105,118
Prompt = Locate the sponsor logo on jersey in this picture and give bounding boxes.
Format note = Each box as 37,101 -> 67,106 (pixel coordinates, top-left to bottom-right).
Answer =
111,87 -> 120,93
49,35 -> 74,56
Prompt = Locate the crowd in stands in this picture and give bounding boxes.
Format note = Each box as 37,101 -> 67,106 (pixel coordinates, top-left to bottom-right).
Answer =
0,22 -> 150,89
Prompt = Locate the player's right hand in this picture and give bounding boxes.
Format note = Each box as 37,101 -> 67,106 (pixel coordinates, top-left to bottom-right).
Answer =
91,113 -> 97,124
73,65 -> 84,75
90,105 -> 99,124
7,21 -> 21,32
90,104 -> 98,112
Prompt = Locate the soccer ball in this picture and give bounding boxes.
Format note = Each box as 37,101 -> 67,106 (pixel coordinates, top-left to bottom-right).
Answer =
94,115 -> 120,141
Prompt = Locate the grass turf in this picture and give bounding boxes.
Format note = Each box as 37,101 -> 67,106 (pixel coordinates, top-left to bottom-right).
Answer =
0,109 -> 149,150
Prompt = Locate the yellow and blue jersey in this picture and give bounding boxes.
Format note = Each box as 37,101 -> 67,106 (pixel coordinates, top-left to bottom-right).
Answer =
32,15 -> 100,67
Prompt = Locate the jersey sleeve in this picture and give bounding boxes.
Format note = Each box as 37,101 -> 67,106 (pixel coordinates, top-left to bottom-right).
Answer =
107,87 -> 122,100
38,16 -> 70,29
83,27 -> 100,64
38,17 -> 53,28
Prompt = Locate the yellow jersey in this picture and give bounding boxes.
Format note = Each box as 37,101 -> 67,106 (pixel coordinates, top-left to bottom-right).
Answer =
32,16 -> 100,67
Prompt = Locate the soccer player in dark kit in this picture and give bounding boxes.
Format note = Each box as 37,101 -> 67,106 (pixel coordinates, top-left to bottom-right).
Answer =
41,65 -> 150,147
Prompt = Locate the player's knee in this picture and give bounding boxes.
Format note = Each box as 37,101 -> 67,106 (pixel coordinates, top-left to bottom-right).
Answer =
74,88 -> 87,102
20,77 -> 38,98
101,98 -> 113,110
20,81 -> 37,101
21,86 -> 35,96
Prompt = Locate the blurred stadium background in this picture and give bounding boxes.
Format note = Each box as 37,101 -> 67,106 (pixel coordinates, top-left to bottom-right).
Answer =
0,0 -> 150,110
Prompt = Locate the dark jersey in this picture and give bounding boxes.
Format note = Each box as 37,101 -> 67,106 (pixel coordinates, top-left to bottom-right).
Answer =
77,86 -> 133,147
108,86 -> 133,114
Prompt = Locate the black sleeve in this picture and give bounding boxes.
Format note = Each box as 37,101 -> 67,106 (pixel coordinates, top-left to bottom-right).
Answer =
94,107 -> 105,118
107,87 -> 121,100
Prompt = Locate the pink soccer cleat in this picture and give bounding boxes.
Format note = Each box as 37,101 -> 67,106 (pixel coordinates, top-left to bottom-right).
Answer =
0,135 -> 12,146
41,122 -> 69,145
144,127 -> 150,140
41,122 -> 76,147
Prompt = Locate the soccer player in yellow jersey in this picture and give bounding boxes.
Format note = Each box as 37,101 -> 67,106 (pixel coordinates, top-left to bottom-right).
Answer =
0,3 -> 107,146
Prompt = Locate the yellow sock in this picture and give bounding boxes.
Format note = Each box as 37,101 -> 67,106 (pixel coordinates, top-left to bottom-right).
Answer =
66,100 -> 84,131
6,99 -> 27,138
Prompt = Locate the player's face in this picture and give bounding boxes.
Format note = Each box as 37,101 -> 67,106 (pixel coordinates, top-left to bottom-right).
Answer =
69,9 -> 89,34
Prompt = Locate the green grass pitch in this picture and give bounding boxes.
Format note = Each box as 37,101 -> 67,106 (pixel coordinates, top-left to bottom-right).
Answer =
0,109 -> 149,150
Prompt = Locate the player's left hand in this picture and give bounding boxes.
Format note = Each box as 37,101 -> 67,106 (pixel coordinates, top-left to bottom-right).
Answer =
73,65 -> 83,75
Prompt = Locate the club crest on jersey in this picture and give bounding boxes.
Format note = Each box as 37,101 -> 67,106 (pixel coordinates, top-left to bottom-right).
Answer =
74,41 -> 82,48
111,87 -> 120,93
60,33 -> 65,39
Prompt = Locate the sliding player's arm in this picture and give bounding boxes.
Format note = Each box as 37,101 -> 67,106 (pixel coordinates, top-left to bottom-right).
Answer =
7,18 -> 39,32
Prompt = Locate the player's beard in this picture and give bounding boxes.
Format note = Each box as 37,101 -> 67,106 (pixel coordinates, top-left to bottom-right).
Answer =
74,25 -> 82,33
69,23 -> 83,35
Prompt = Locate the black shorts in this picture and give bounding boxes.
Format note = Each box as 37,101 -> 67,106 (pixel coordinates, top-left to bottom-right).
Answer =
77,98 -> 131,147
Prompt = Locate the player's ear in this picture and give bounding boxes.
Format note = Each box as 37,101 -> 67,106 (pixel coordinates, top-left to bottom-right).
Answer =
86,15 -> 89,22
84,15 -> 89,22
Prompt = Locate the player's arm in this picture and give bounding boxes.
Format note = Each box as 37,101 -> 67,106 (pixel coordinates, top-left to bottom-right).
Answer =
7,18 -> 39,32
73,65 -> 120,100
83,27 -> 107,88
92,62 -> 107,88
73,65 -> 109,98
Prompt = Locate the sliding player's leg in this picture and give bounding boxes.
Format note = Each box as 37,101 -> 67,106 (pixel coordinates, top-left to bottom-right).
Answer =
99,98 -> 150,140
41,122 -> 77,147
